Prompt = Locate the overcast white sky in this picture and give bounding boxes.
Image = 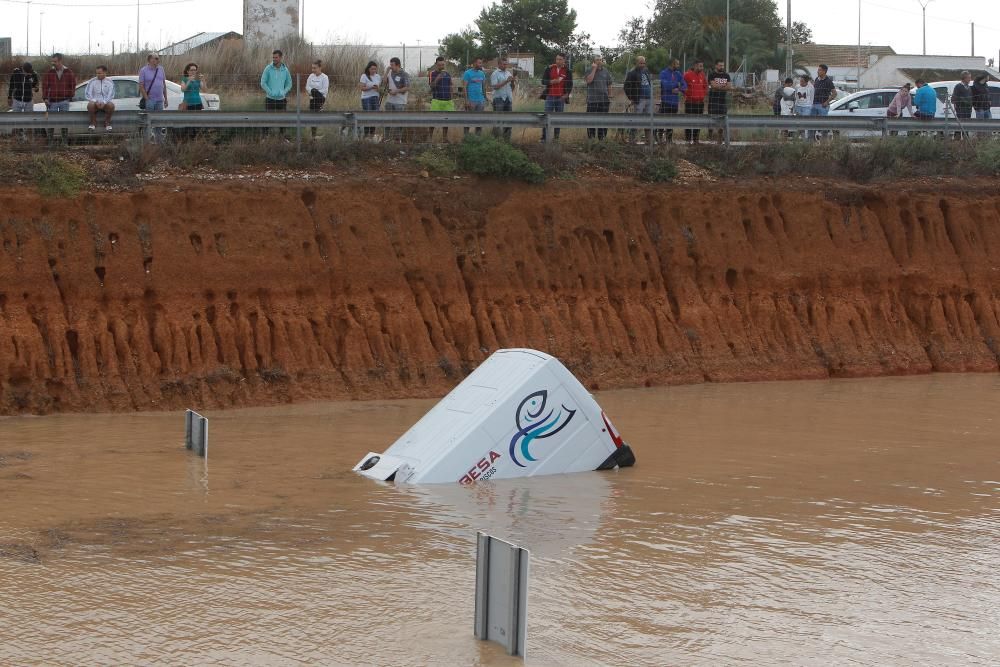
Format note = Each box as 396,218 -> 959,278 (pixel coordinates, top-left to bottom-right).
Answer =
1,0 -> 998,63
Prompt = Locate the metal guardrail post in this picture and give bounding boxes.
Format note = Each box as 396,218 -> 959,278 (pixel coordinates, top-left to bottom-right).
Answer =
542,113 -> 550,143
724,115 -> 731,148
474,531 -> 529,658
879,117 -> 888,139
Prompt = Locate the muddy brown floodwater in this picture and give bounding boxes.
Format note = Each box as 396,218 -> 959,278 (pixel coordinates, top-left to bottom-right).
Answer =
1,374 -> 999,665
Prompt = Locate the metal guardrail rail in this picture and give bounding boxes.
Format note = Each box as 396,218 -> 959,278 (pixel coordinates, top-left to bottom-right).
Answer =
2,111 -> 997,138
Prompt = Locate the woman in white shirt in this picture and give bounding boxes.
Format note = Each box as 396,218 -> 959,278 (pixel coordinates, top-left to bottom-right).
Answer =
794,75 -> 814,116
358,60 -> 381,138
307,59 -> 330,137
85,65 -> 115,131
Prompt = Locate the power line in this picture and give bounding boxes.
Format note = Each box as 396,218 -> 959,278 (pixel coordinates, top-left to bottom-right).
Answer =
861,0 -> 1000,32
0,0 -> 194,6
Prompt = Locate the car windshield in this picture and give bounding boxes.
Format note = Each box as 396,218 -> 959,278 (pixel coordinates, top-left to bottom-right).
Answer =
852,92 -> 891,109
114,79 -> 139,99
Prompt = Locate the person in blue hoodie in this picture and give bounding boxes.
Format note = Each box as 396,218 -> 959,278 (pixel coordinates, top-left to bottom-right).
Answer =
658,58 -> 687,143
912,79 -> 937,121
261,49 -> 292,111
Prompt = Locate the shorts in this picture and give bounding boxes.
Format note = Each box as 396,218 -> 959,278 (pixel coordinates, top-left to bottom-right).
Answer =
466,101 -> 486,112
431,99 -> 455,111
186,104 -> 203,111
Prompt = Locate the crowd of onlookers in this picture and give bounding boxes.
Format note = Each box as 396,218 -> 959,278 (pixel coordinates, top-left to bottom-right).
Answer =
7,48 -> 996,143
6,52 -> 209,132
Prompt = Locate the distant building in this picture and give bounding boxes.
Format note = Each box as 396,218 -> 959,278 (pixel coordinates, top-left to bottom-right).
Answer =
159,32 -> 242,57
0,37 -> 11,60
244,0 -> 299,44
790,43 -> 897,88
860,54 -> 994,88
505,53 -> 535,77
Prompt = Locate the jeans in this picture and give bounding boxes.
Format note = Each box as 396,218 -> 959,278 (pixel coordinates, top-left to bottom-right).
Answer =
658,104 -> 678,142
144,99 -> 165,142
542,96 -> 564,141
465,100 -> 485,135
492,97 -> 512,139
384,102 -> 406,141
586,99 -> 610,139
976,109 -> 993,119
12,100 -> 33,112
361,95 -> 380,136
46,100 -> 71,140
810,103 -> 828,139
630,98 -> 653,142
684,100 -> 704,142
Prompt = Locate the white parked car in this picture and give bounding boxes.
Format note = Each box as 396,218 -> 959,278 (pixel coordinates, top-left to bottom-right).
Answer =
28,75 -> 221,113
926,80 -> 1000,118
829,82 -> 1000,119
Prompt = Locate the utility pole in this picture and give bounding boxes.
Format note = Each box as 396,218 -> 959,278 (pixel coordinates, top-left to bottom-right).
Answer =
971,22 -> 975,56
89,21 -> 93,54
136,0 -> 140,52
725,0 -> 730,71
25,0 -> 31,57
785,0 -> 792,77
917,0 -> 933,55
39,11 -> 43,57
856,0 -> 862,90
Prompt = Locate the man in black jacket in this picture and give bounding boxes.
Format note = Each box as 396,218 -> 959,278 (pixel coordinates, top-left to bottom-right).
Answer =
971,74 -> 992,119
624,56 -> 654,144
7,62 -> 39,112
952,72 -> 973,119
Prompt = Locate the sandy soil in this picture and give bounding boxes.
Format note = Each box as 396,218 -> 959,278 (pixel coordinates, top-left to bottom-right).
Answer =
1,175 -> 999,414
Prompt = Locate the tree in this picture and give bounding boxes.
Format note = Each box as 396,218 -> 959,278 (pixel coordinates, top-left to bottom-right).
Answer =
440,28 -> 492,66
779,21 -> 814,45
644,0 -> 811,70
439,0 -> 577,66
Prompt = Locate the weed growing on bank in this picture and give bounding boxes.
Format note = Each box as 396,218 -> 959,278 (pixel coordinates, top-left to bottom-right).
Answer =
685,137 -> 1000,183
457,136 -> 546,184
415,148 -> 459,177
32,156 -> 86,197
974,141 -> 1000,175
640,157 -> 678,182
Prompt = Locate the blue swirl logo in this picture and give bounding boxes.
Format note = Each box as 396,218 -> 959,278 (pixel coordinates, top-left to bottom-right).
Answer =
508,390 -> 577,468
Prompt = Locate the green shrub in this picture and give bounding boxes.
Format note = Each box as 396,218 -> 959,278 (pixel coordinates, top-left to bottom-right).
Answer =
415,148 -> 459,176
457,135 -> 545,184
640,157 -> 678,182
32,156 -> 86,197
974,140 -> 1000,175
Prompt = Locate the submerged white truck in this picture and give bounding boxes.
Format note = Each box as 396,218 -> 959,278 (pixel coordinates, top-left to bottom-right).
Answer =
353,348 -> 636,484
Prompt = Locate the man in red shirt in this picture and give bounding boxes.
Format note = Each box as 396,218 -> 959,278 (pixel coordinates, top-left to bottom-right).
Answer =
541,52 -> 572,142
682,59 -> 707,144
42,53 -> 77,112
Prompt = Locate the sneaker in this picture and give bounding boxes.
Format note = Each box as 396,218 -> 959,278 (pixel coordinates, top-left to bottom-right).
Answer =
105,125 -> 113,131
88,125 -> 96,131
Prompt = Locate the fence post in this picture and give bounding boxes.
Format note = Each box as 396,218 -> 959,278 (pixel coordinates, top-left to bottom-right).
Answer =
541,113 -> 550,143
724,114 -> 731,148
880,117 -> 888,138
295,73 -> 302,153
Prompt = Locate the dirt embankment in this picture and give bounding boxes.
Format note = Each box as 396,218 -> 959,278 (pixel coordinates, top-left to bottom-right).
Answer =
1,178 -> 999,414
